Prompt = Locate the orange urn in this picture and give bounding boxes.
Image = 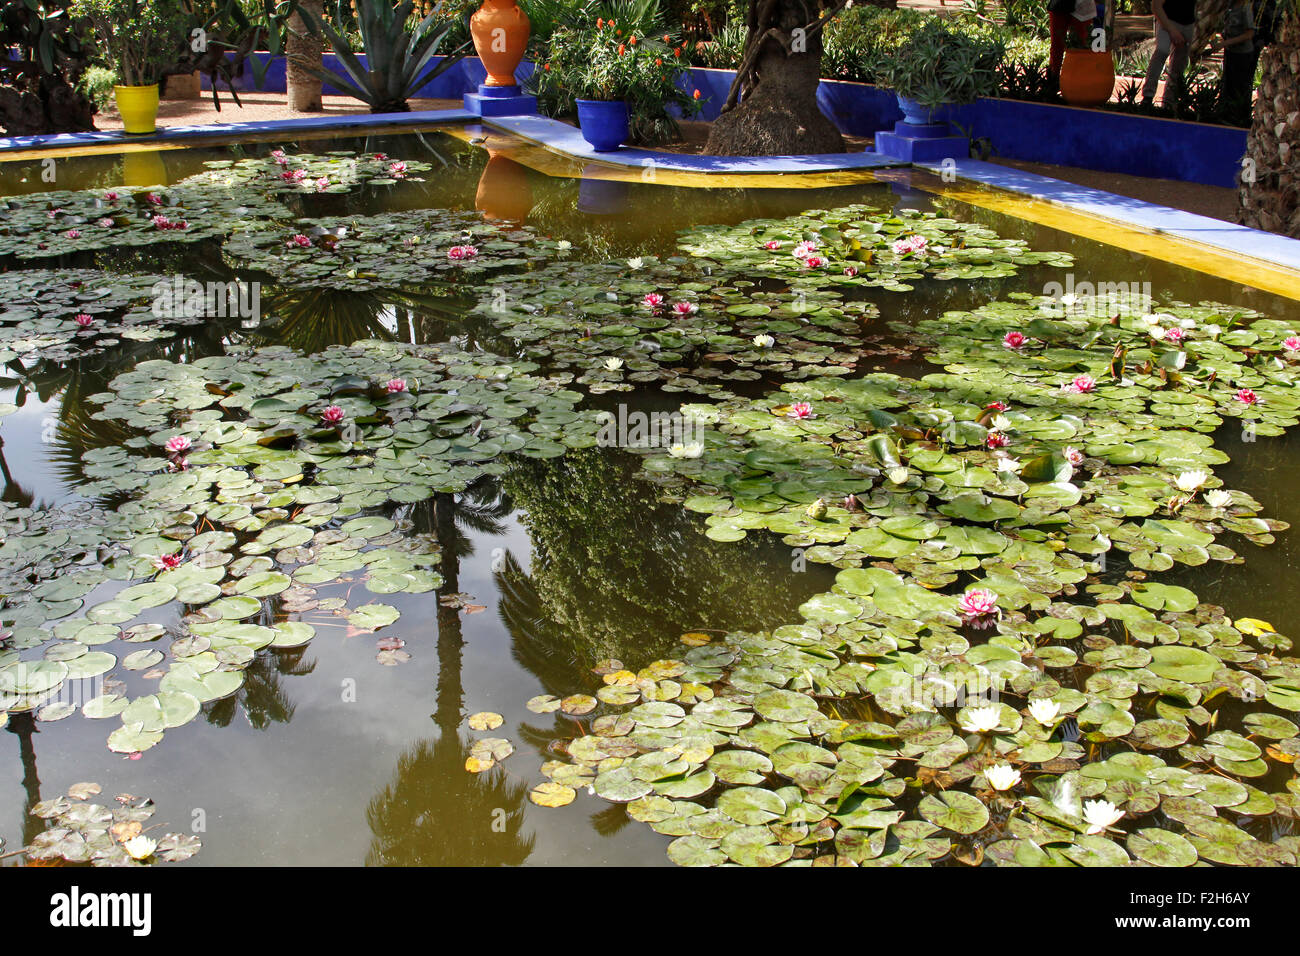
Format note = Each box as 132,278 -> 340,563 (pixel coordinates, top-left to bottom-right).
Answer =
470,0 -> 530,87
1059,49 -> 1116,108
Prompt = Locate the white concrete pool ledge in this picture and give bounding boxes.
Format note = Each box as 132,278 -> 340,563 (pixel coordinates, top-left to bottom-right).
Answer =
918,158 -> 1300,278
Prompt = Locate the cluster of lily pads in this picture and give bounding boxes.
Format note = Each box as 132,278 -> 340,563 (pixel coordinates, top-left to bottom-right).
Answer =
0,150 -> 434,261
502,268 -> 1300,865
0,340 -> 598,754
16,781 -> 200,866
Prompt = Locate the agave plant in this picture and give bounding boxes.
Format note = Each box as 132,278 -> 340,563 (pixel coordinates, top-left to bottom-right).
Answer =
295,0 -> 471,113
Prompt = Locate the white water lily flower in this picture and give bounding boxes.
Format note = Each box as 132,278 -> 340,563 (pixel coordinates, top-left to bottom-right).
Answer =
556,240 -> 572,252
122,835 -> 157,860
960,704 -> 1002,734
1203,324 -> 1222,338
1148,326 -> 1167,340
996,456 -> 1022,474
668,442 -> 704,459
1179,317 -> 1196,329
1059,292 -> 1078,307
1083,798 -> 1124,834
985,764 -> 1021,791
1174,470 -> 1209,492
886,466 -> 910,485
990,414 -> 1012,432
1028,698 -> 1060,725
626,256 -> 644,269
603,357 -> 624,371
753,333 -> 775,348
1203,489 -> 1232,508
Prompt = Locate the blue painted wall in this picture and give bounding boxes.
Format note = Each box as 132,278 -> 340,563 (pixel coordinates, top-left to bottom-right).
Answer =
208,55 -> 1245,188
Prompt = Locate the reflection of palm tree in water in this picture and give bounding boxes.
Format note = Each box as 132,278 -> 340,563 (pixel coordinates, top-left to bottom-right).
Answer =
365,478 -> 532,865
4,712 -> 44,850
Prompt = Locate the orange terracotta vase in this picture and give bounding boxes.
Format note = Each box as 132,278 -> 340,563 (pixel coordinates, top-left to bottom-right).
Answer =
1060,49 -> 1116,108
470,0 -> 530,87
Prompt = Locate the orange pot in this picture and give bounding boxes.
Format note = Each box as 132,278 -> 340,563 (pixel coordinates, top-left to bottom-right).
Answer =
1060,49 -> 1115,108
470,0 -> 530,87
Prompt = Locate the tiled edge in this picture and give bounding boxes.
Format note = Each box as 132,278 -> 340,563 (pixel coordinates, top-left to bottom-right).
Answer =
481,114 -> 908,173
917,158 -> 1300,276
0,109 -> 479,153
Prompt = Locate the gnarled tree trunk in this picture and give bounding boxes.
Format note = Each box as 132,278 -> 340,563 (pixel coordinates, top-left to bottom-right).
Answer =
704,0 -> 845,156
287,0 -> 324,112
1238,6 -> 1298,237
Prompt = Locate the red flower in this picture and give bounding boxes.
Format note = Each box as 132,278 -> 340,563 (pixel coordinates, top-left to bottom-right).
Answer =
617,43 -> 625,55
543,62 -> 550,71
693,89 -> 701,99
596,17 -> 603,27
674,47 -> 681,57
655,57 -> 662,65
663,34 -> 670,42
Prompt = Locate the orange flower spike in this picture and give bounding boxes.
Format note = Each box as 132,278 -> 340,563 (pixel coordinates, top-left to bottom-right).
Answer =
693,88 -> 701,99
596,17 -> 603,27
617,43 -> 625,55
674,47 -> 681,57
655,57 -> 662,65
663,34 -> 670,42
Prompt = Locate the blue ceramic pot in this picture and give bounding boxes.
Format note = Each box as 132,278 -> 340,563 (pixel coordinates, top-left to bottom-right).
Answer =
896,94 -> 944,126
575,98 -> 630,152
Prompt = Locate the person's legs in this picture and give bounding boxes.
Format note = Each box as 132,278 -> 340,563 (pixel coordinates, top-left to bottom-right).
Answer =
1221,50 -> 1255,123
1141,19 -> 1172,103
1048,10 -> 1070,80
1159,21 -> 1195,108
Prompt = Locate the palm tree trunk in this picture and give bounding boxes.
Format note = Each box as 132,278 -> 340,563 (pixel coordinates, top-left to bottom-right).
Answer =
1238,7 -> 1299,237
287,0 -> 325,112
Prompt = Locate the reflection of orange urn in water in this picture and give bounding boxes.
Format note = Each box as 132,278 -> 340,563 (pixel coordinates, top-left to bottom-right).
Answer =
475,150 -> 533,221
470,0 -> 530,87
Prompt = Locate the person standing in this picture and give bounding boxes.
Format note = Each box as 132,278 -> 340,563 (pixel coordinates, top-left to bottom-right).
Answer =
1048,0 -> 1101,89
1140,0 -> 1198,109
1218,0 -> 1257,123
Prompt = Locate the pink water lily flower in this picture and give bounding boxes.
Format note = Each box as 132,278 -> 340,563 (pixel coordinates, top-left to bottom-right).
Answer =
152,553 -> 183,571
1164,326 -> 1185,343
389,161 -> 408,177
64,229 -> 81,239
168,456 -> 189,472
788,402 -> 814,420
74,313 -> 94,327
271,149 -> 288,165
166,435 -> 192,454
447,244 -> 478,260
1067,374 -> 1096,394
386,378 -> 407,393
1003,331 -> 1026,349
985,431 -> 1010,449
321,405 -> 346,425
47,208 -> 62,218
104,191 -> 120,202
280,168 -> 307,183
985,401 -> 1008,412
315,177 -> 330,191
792,240 -> 818,259
893,234 -> 928,256
843,265 -> 859,277
957,588 -> 999,627
763,240 -> 782,250
1064,446 -> 1085,465
642,292 -> 664,309
145,193 -> 162,206
673,301 -> 698,316
1236,387 -> 1259,405
97,217 -> 115,228
803,255 -> 825,269
286,234 -> 312,248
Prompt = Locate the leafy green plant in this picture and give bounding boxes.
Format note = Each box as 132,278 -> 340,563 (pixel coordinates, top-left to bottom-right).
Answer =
79,63 -> 117,110
295,0 -> 471,113
691,16 -> 746,68
68,0 -> 189,86
0,0 -> 96,134
527,17 -> 700,144
872,17 -> 1004,110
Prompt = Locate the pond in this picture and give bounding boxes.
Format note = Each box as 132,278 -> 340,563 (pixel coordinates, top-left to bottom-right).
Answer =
2,127 -> 1299,867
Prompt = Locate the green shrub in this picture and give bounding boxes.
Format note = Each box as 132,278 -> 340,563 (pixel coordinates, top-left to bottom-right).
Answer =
69,0 -> 189,85
821,6 -> 930,84
527,15 -> 700,145
79,64 -> 118,111
871,16 -> 1004,109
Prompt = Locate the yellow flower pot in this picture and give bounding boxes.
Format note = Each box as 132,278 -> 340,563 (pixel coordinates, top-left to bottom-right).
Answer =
114,84 -> 160,135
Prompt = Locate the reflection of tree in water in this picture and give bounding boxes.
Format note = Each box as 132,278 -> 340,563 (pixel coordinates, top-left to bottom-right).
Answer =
366,477 -> 533,866
205,644 -> 316,732
496,447 -> 835,698
3,712 -> 45,851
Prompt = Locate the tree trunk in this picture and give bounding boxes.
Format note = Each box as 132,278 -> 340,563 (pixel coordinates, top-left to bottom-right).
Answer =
1237,8 -> 1299,237
1189,0 -> 1230,61
287,0 -> 324,112
704,0 -> 845,156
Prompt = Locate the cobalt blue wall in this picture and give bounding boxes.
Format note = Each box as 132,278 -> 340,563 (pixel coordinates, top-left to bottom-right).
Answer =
208,56 -> 1245,188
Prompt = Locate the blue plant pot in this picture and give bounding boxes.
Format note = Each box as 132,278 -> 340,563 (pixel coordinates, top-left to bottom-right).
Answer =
575,99 -> 630,152
896,94 -> 946,126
